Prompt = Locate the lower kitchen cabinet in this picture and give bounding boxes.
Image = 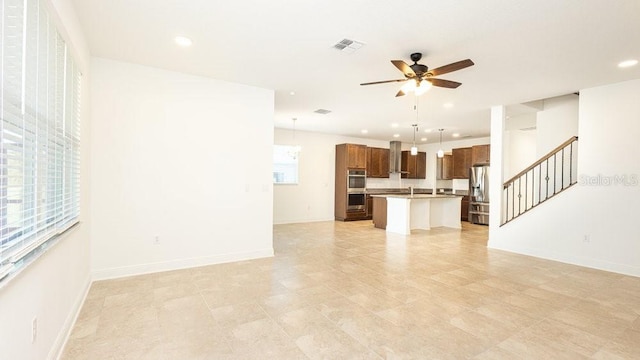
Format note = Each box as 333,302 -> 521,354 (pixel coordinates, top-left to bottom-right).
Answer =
461,195 -> 470,221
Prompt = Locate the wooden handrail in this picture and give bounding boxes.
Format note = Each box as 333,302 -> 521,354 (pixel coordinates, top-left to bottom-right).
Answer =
503,136 -> 578,188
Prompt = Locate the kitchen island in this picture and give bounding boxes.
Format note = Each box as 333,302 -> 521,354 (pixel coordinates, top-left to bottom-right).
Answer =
371,194 -> 462,235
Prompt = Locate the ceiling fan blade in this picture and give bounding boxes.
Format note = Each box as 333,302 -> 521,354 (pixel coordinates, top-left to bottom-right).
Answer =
360,79 -> 408,86
391,60 -> 416,77
427,59 -> 474,77
426,78 -> 462,89
395,90 -> 406,97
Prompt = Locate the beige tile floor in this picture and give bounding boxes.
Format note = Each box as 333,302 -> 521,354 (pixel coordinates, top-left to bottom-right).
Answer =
63,221 -> 640,359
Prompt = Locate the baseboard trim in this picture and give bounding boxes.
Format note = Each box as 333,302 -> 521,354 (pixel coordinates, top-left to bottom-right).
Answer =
91,248 -> 274,281
488,243 -> 640,277
273,217 -> 334,225
50,274 -> 92,360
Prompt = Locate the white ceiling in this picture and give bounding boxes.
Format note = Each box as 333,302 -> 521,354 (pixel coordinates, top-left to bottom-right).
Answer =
71,0 -> 640,144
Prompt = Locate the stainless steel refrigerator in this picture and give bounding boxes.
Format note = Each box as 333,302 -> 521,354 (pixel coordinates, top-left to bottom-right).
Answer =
469,165 -> 490,225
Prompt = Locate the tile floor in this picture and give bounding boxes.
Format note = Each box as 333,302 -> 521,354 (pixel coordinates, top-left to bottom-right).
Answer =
63,221 -> 640,359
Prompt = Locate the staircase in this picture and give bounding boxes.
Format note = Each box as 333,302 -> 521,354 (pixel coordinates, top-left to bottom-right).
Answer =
502,136 -> 579,225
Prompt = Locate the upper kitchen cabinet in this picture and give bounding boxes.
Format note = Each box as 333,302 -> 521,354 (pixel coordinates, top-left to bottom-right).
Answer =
366,147 -> 390,178
436,154 -> 453,180
452,147 -> 472,179
471,144 -> 490,165
343,143 -> 367,169
401,151 -> 426,179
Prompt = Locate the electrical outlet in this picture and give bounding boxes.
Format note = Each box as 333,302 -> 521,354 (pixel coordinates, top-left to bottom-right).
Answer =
583,235 -> 591,243
154,235 -> 160,245
32,317 -> 37,343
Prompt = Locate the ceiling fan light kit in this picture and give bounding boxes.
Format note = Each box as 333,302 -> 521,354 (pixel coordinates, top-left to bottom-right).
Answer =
361,52 -> 474,97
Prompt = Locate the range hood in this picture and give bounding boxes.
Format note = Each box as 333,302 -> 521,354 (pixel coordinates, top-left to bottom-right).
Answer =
389,141 -> 403,174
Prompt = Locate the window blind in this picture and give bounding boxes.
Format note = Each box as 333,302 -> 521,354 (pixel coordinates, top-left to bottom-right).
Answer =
0,0 -> 81,281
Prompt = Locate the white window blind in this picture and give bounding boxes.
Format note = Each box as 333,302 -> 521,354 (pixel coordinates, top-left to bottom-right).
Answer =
0,0 -> 81,281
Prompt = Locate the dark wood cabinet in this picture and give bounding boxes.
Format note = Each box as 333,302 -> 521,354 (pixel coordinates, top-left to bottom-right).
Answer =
452,147 -> 472,179
461,195 -> 470,221
437,154 -> 453,180
335,144 -> 369,221
366,147 -> 389,178
346,144 -> 367,169
471,144 -> 490,165
366,194 -> 373,218
372,197 -> 387,230
400,151 -> 426,179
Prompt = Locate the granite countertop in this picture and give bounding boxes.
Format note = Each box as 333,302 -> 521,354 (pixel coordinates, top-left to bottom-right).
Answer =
370,194 -> 460,199
366,188 -> 433,195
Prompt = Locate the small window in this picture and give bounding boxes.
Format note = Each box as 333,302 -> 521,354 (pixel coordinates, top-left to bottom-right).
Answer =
273,145 -> 300,184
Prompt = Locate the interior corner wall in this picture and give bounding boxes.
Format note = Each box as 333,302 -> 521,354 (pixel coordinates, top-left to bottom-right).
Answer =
89,58 -> 274,280
0,0 -> 92,359
536,94 -> 579,157
489,79 -> 640,277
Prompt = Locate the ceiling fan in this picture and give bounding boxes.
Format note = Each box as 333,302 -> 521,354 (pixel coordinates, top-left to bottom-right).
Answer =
361,53 -> 474,97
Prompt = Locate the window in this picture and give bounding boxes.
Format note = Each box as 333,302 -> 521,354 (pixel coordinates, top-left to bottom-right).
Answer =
1,0 -> 81,282
273,145 -> 299,184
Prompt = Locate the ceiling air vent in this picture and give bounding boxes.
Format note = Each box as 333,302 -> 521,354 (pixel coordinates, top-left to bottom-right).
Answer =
332,38 -> 365,53
314,109 -> 332,115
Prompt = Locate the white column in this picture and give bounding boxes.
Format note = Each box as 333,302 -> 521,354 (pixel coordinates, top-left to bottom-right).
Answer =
489,106 -> 506,243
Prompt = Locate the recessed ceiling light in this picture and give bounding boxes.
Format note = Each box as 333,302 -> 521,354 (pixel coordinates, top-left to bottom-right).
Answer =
289,91 -> 296,96
393,134 -> 400,138
452,133 -> 460,138
424,129 -> 432,133
361,129 -> 368,134
618,59 -> 638,68
175,36 -> 192,47
391,123 -> 399,128
421,137 -> 427,142
443,102 -> 454,108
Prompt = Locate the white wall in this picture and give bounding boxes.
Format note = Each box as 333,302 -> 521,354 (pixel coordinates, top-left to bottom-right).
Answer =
90,59 -> 274,279
536,94 -> 579,157
489,79 -> 640,277
0,0 -> 92,359
503,95 -> 578,180
504,113 -> 537,180
504,129 -> 537,180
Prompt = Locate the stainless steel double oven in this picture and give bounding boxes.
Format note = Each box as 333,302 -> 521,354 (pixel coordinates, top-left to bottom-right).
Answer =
346,169 -> 366,211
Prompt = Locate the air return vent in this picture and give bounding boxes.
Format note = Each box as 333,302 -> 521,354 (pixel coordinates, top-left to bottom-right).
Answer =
332,38 -> 365,53
314,109 -> 332,115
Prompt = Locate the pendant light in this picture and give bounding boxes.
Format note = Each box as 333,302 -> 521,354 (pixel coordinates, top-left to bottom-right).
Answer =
411,124 -> 418,155
410,96 -> 419,155
437,129 -> 445,158
289,118 -> 301,159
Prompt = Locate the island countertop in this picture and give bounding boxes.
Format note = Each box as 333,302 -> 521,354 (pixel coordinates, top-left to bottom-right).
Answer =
372,194 -> 462,234
370,194 -> 460,199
